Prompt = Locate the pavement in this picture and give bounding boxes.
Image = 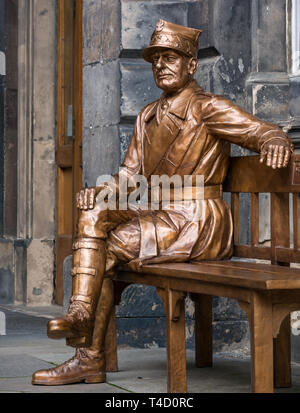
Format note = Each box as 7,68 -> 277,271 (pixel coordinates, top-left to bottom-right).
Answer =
1,304 -> 300,395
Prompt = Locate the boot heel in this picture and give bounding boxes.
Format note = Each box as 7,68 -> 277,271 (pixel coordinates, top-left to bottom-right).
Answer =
66,335 -> 92,348
85,372 -> 106,383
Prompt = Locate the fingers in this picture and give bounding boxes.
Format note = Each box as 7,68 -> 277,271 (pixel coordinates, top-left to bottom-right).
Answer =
78,190 -> 85,209
262,144 -> 291,169
271,144 -> 279,169
89,188 -> 95,209
283,146 -> 291,168
277,145 -> 285,168
260,148 -> 267,164
266,145 -> 274,168
76,188 -> 96,210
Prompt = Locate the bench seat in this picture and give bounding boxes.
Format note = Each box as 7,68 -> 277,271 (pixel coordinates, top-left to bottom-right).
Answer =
104,155 -> 300,393
119,261 -> 300,290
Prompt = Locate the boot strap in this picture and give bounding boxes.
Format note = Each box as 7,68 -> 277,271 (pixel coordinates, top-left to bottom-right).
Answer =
71,267 -> 96,277
70,295 -> 93,305
72,240 -> 101,250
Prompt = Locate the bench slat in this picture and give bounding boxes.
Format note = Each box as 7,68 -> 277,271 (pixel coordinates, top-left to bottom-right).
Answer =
231,193 -> 239,245
120,261 -> 300,291
271,193 -> 290,264
294,193 -> 300,251
224,155 -> 300,193
234,245 -> 271,260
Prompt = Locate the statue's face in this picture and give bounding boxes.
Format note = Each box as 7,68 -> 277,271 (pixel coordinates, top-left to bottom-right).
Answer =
151,48 -> 197,94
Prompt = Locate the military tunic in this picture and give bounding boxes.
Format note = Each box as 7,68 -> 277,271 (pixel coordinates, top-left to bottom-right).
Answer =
76,80 -> 291,273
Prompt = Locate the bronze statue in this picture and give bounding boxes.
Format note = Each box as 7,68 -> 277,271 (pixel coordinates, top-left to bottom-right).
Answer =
32,20 -> 293,385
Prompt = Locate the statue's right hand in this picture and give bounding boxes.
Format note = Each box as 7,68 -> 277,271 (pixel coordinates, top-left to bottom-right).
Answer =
76,187 -> 101,210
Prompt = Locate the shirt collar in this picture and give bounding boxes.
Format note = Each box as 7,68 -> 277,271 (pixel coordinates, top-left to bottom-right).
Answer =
144,80 -> 201,123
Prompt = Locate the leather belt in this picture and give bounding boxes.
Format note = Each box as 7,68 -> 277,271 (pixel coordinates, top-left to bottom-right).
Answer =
149,185 -> 222,202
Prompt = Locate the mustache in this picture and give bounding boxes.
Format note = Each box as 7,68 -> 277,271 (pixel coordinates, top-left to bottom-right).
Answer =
154,70 -> 175,76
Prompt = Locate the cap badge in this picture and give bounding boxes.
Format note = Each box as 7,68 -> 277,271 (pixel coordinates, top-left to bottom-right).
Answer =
155,20 -> 164,33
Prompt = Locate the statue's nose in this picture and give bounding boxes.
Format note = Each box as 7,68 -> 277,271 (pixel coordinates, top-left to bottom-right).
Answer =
155,56 -> 163,69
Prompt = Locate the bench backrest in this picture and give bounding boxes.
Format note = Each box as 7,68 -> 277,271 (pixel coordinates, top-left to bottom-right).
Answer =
223,154 -> 300,265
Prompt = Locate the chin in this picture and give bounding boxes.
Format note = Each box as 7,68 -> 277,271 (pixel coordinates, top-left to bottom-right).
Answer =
157,81 -> 179,93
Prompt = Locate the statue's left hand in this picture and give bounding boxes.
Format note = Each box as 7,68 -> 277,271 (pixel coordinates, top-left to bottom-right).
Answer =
76,186 -> 102,210
260,138 -> 292,169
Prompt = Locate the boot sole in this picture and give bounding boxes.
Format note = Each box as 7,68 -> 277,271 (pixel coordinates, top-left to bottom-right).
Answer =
32,372 -> 106,386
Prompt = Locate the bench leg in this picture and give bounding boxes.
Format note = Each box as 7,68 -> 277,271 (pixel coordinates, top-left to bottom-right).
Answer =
105,307 -> 118,372
191,293 -> 213,368
249,292 -> 274,393
157,288 -> 187,393
274,315 -> 291,388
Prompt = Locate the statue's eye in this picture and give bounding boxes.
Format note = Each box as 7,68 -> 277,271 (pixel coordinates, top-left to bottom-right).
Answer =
166,56 -> 176,62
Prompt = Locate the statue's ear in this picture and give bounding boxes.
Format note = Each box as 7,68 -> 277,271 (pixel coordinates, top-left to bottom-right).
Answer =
189,58 -> 198,75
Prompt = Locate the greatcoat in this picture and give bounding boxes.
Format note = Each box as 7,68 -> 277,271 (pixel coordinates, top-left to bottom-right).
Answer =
77,80 -> 291,273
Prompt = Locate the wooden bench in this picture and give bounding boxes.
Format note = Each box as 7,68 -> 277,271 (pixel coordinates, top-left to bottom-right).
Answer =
105,154 -> 300,393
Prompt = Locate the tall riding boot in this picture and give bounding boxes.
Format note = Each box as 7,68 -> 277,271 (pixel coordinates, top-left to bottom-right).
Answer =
32,278 -> 114,385
47,238 -> 106,348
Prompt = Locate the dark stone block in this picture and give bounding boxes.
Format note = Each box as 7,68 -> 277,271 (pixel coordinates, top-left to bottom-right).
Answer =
83,0 -> 102,65
4,0 -> 18,88
208,0 -> 251,106
116,283 -> 248,321
102,0 -> 120,61
120,61 -> 160,117
14,241 -> 27,303
211,56 -> 249,108
0,0 -> 4,52
290,77 -> 300,118
3,87 -> 18,236
117,284 -> 164,318
253,84 -> 289,122
212,320 -> 249,351
83,0 -> 120,64
0,269 -> 14,303
213,297 -> 248,321
83,61 -> 120,128
117,317 -> 166,348
292,333 -> 300,364
119,124 -> 134,163
194,58 -> 216,93
121,1 -> 188,50
254,0 -> 287,73
83,125 -> 120,187
0,79 -> 4,236
116,316 -> 249,352
213,0 -> 251,60
187,0 -> 211,49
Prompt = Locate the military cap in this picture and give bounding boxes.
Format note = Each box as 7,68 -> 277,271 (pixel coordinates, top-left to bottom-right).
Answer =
142,19 -> 202,63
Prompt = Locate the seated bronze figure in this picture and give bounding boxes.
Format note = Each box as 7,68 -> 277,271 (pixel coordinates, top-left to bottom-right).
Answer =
32,20 -> 293,386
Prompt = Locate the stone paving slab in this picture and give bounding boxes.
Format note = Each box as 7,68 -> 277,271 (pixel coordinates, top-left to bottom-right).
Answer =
0,354 -> 54,378
109,350 -> 300,393
1,305 -> 300,394
2,335 -> 300,393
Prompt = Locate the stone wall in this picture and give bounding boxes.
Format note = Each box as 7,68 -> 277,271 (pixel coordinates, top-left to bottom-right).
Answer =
0,0 -> 57,306
0,0 -> 18,303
